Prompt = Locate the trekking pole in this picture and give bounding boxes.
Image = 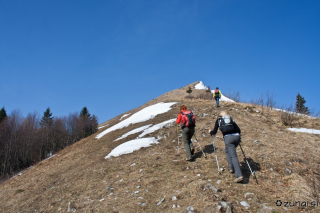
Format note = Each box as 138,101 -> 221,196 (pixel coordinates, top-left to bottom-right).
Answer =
193,132 -> 207,158
211,136 -> 221,175
177,125 -> 180,154
239,143 -> 259,185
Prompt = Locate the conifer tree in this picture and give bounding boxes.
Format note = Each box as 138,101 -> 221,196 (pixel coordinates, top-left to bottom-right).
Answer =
186,86 -> 193,96
40,107 -> 54,127
0,107 -> 7,122
79,107 -> 97,137
80,106 -> 91,117
295,93 -> 310,114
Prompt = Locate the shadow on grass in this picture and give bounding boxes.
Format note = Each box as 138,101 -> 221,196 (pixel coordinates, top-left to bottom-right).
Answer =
239,158 -> 261,184
193,143 -> 261,184
192,143 -> 219,160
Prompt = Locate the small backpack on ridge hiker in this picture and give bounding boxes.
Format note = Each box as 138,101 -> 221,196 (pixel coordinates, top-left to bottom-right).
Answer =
180,111 -> 196,128
214,89 -> 220,97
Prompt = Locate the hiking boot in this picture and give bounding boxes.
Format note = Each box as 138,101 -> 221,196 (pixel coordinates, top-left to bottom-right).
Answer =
234,176 -> 244,183
186,157 -> 193,161
191,148 -> 195,155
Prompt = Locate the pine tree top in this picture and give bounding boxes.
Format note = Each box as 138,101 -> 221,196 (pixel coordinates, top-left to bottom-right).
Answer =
40,107 -> 54,126
80,107 -> 91,117
0,107 -> 7,122
295,93 -> 310,114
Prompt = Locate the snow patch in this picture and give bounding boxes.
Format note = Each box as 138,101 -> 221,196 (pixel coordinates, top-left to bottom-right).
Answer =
288,128 -> 320,135
114,124 -> 152,141
98,124 -> 109,129
138,119 -> 176,138
96,102 -> 177,139
194,81 -> 208,90
120,113 -> 131,120
105,137 -> 159,159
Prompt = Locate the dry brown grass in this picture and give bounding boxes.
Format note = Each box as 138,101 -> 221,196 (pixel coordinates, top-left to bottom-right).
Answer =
1,83 -> 320,212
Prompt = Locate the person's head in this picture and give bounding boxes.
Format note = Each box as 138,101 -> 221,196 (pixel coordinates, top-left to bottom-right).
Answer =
218,111 -> 227,118
216,87 -> 219,90
180,105 -> 187,111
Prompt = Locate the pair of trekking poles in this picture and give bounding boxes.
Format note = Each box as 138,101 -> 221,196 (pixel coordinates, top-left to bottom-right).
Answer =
176,125 -> 258,184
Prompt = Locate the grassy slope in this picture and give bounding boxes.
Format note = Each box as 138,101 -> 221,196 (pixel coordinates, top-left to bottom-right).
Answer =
0,82 -> 319,212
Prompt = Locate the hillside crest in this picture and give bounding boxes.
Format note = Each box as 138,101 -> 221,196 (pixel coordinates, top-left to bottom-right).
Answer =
1,81 -> 319,213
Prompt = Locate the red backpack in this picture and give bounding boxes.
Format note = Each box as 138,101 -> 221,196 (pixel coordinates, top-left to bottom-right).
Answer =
180,111 -> 196,128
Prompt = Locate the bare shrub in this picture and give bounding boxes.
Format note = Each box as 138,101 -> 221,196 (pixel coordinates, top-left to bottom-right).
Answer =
265,90 -> 276,109
244,105 -> 256,113
225,91 -> 241,102
197,93 -> 213,100
310,109 -> 320,131
278,105 -> 296,126
185,95 -> 194,99
206,86 -> 211,93
310,109 -> 320,118
258,93 -> 264,114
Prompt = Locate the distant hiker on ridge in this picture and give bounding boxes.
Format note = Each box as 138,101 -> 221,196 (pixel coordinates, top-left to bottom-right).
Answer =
213,87 -> 222,107
176,105 -> 196,161
209,111 -> 244,183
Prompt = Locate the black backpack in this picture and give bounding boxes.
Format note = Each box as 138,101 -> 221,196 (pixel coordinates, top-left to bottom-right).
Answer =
218,115 -> 238,135
181,111 -> 196,128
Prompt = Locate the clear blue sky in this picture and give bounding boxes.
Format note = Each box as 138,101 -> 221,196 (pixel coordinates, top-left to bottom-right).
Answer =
1,0 -> 319,123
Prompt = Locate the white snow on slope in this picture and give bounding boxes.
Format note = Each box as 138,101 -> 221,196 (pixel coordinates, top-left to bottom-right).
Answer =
120,113 -> 131,120
98,124 -> 109,129
114,124 -> 152,141
288,128 -> 320,135
96,102 -> 177,139
139,119 -> 176,138
194,81 -> 208,90
220,94 -> 235,102
105,137 -> 159,159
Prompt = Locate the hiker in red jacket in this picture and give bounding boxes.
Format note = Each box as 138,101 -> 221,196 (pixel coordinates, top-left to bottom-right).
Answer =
176,105 -> 196,161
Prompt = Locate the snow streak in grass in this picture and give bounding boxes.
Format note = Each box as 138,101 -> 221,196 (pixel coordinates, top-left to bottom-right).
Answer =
288,128 -> 320,135
114,124 -> 152,141
96,102 -> 177,139
138,119 -> 176,138
120,113 -> 131,120
105,137 -> 159,159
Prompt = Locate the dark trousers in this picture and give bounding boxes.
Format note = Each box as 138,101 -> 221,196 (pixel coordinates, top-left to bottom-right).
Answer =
182,127 -> 194,159
224,134 -> 243,178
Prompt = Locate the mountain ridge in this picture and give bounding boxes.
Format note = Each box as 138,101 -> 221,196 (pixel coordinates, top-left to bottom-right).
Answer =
1,81 -> 319,212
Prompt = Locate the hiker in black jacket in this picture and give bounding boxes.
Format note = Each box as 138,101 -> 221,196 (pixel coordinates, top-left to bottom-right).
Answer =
209,111 -> 243,183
